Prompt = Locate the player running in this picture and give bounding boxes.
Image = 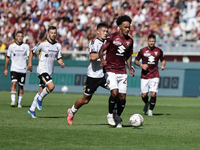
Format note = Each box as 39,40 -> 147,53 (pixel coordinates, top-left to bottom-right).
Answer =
134,34 -> 166,116
99,15 -> 134,128
67,23 -> 108,125
4,31 -> 30,108
27,26 -> 65,118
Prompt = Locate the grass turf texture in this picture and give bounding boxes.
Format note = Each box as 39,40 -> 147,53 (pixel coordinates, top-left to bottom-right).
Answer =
0,91 -> 200,150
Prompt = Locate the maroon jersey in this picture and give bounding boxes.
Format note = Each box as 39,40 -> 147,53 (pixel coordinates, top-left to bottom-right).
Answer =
135,46 -> 165,79
101,32 -> 133,74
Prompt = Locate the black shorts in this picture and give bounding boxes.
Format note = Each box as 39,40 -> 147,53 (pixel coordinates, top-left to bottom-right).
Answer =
84,76 -> 107,95
38,73 -> 52,87
10,71 -> 26,86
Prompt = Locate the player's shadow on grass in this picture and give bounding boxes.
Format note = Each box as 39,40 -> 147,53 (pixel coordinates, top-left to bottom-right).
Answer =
38,116 -> 66,118
144,113 -> 171,116
20,105 -> 31,108
78,124 -> 137,128
77,124 -> 108,126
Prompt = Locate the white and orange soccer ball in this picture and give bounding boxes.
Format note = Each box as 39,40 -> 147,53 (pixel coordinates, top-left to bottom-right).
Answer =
129,114 -> 144,127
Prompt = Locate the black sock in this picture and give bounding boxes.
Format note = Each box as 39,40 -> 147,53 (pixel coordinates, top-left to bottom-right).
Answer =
108,95 -> 116,113
117,99 -> 126,116
150,96 -> 156,110
142,96 -> 149,104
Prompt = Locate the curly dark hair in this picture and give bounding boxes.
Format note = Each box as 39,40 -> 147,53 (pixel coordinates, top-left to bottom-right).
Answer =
116,15 -> 132,26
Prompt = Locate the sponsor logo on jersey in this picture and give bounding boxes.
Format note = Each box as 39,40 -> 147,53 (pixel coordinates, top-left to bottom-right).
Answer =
113,40 -> 122,46
116,45 -> 125,56
148,55 -> 155,64
144,52 -> 151,57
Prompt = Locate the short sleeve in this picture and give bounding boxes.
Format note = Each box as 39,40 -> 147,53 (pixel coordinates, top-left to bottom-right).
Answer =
7,45 -> 12,57
160,50 -> 165,62
57,44 -> 62,59
26,45 -> 30,57
101,34 -> 113,51
135,49 -> 142,61
89,39 -> 98,54
32,43 -> 42,54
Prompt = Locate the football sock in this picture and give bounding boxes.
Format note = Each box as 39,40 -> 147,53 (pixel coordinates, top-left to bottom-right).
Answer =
142,96 -> 149,104
30,93 -> 39,111
150,96 -> 156,110
117,99 -> 126,116
11,91 -> 16,103
108,95 -> 117,114
18,94 -> 23,105
38,87 -> 50,101
71,105 -> 77,115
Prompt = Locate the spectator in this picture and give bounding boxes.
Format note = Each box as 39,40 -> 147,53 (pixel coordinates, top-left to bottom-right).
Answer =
0,38 -> 6,50
37,0 -> 46,10
172,21 -> 183,39
185,29 -> 197,41
133,9 -> 145,26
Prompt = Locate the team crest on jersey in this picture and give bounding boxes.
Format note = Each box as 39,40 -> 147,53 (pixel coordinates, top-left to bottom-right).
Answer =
126,41 -> 130,46
154,51 -> 158,56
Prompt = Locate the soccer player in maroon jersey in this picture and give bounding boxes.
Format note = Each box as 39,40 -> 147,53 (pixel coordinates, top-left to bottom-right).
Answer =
99,15 -> 134,128
134,34 -> 166,116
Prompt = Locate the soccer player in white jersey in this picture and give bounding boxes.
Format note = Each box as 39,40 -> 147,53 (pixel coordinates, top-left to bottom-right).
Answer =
67,23 -> 108,125
4,31 -> 30,108
27,26 -> 65,118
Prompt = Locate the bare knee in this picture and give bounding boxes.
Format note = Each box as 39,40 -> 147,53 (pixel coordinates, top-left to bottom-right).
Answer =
142,93 -> 148,98
151,92 -> 156,97
47,82 -> 55,92
111,89 -> 118,98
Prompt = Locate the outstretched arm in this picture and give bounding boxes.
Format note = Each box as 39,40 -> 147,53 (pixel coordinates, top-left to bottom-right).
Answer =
27,50 -> 33,72
90,50 -> 107,61
4,56 -> 10,76
127,56 -> 134,77
99,48 -> 107,66
134,60 -> 148,70
160,60 -> 166,70
57,58 -> 65,68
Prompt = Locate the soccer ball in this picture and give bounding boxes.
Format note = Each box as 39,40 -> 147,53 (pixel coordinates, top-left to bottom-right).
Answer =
129,114 -> 144,127
61,86 -> 68,93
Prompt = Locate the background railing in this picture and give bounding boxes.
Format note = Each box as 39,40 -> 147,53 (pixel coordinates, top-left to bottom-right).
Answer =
1,40 -> 200,60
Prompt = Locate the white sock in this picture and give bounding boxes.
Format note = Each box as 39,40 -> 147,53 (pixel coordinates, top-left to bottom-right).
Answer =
71,105 -> 78,115
38,87 -> 49,101
18,94 -> 23,105
11,91 -> 16,103
30,93 -> 39,111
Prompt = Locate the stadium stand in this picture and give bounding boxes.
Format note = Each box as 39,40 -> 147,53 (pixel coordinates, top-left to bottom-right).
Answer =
0,0 -> 200,61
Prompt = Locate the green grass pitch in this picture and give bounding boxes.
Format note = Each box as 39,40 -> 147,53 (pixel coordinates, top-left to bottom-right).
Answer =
0,91 -> 200,150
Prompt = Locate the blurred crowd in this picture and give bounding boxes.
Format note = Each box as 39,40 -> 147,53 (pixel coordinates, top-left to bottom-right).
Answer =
1,0 -> 200,52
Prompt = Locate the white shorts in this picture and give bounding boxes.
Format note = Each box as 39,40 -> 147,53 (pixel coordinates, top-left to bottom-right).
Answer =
141,78 -> 159,94
105,72 -> 127,93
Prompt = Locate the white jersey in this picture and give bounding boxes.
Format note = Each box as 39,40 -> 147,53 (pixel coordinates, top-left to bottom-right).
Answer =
32,40 -> 62,77
7,42 -> 30,73
87,38 -> 106,78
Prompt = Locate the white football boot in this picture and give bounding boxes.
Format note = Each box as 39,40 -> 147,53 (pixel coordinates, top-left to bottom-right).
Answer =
107,113 -> 116,126
148,110 -> 153,116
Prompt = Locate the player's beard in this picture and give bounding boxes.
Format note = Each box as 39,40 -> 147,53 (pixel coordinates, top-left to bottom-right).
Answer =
49,36 -> 56,42
148,45 -> 155,50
